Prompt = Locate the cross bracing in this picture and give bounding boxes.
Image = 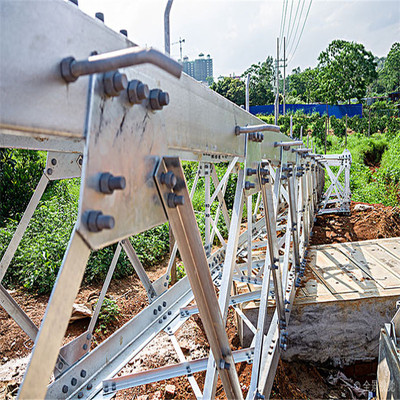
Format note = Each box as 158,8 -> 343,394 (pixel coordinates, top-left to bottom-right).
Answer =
0,1 -> 351,399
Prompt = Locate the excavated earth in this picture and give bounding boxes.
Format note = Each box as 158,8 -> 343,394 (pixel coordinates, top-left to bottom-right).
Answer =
1,201 -> 399,399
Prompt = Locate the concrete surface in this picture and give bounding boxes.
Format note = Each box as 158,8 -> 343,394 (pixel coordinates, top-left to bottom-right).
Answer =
240,237 -> 400,367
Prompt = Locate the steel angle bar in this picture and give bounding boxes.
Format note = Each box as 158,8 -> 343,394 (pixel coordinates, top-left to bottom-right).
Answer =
233,306 -> 257,335
259,167 -> 285,326
180,290 -> 262,318
46,264 -> 200,399
154,157 -> 243,400
0,174 -> 49,282
102,347 -> 254,394
19,230 -> 91,399
0,132 -> 84,153
0,283 -> 38,341
287,173 -> 300,272
232,274 -> 263,286
121,239 -> 157,300
169,335 -> 203,398
203,168 -> 246,400
210,157 -> 238,207
253,192 -> 262,220
204,163 -> 212,257
247,194 -> 253,276
247,256 -> 272,400
155,163 -> 201,291
210,167 -> 232,242
88,244 -> 121,334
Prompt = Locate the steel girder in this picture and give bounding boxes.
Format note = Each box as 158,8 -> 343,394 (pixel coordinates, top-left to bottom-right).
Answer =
0,1 -> 341,399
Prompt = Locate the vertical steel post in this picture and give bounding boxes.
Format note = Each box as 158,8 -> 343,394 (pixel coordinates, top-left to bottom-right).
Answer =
155,157 -> 243,400
203,169 -> 245,399
164,0 -> 174,55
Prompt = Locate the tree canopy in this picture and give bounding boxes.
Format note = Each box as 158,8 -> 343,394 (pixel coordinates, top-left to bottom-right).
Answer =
241,57 -> 275,106
317,40 -> 377,103
210,77 -> 245,106
381,42 -> 400,92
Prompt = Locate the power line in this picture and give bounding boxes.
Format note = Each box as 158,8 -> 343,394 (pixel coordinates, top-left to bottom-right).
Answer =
279,0 -> 289,52
285,0 -> 294,48
287,0 -> 306,55
288,0 -> 312,63
278,0 -> 287,47
286,0 -> 301,49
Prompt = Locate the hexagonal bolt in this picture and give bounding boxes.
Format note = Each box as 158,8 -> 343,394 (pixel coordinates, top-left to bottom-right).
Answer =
95,12 -> 104,22
167,193 -> 184,208
259,168 -> 269,176
127,80 -> 149,104
120,29 -> 128,37
261,177 -> 269,185
103,71 -> 128,97
62,385 -> 69,394
149,89 -> 169,110
98,172 -> 126,194
245,181 -> 255,190
160,171 -> 177,189
83,210 -> 115,232
246,168 -> 257,176
280,343 -> 287,351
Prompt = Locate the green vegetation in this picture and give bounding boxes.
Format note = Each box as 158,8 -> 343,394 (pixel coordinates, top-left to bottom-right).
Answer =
95,297 -> 120,333
212,40 -> 399,106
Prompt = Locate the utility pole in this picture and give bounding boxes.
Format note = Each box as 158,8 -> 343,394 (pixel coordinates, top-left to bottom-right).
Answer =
283,36 -> 286,115
275,37 -> 280,125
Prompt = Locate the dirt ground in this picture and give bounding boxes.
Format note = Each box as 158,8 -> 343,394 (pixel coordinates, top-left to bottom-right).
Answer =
1,200 -> 398,399
311,201 -> 400,245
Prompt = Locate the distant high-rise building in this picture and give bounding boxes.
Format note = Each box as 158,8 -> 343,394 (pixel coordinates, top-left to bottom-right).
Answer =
182,54 -> 213,85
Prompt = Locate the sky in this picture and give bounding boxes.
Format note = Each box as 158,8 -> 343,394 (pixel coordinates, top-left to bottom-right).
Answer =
79,0 -> 400,78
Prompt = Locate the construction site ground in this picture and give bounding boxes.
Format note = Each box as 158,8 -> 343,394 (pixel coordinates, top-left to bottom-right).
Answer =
1,201 -> 400,399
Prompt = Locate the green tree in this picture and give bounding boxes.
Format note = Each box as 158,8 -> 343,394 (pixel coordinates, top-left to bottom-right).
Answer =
381,42 -> 400,92
242,57 -> 274,105
317,40 -> 377,104
211,77 -> 245,106
288,67 -> 321,103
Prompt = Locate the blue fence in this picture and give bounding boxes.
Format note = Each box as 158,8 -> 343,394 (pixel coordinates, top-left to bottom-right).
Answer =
249,104 -> 363,119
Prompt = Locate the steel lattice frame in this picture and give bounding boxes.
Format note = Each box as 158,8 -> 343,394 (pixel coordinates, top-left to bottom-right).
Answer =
0,1 -> 350,399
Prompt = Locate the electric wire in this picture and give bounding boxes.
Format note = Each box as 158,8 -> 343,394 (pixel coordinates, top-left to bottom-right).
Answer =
288,0 -> 312,63
287,0 -> 306,55
278,0 -> 287,48
284,0 -> 294,52
280,0 -> 289,52
286,0 -> 302,49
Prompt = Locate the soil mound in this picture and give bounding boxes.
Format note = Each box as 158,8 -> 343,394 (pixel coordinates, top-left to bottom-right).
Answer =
311,201 -> 400,245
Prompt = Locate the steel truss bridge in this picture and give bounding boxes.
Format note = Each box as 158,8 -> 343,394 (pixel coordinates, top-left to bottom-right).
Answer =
0,1 -> 351,399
